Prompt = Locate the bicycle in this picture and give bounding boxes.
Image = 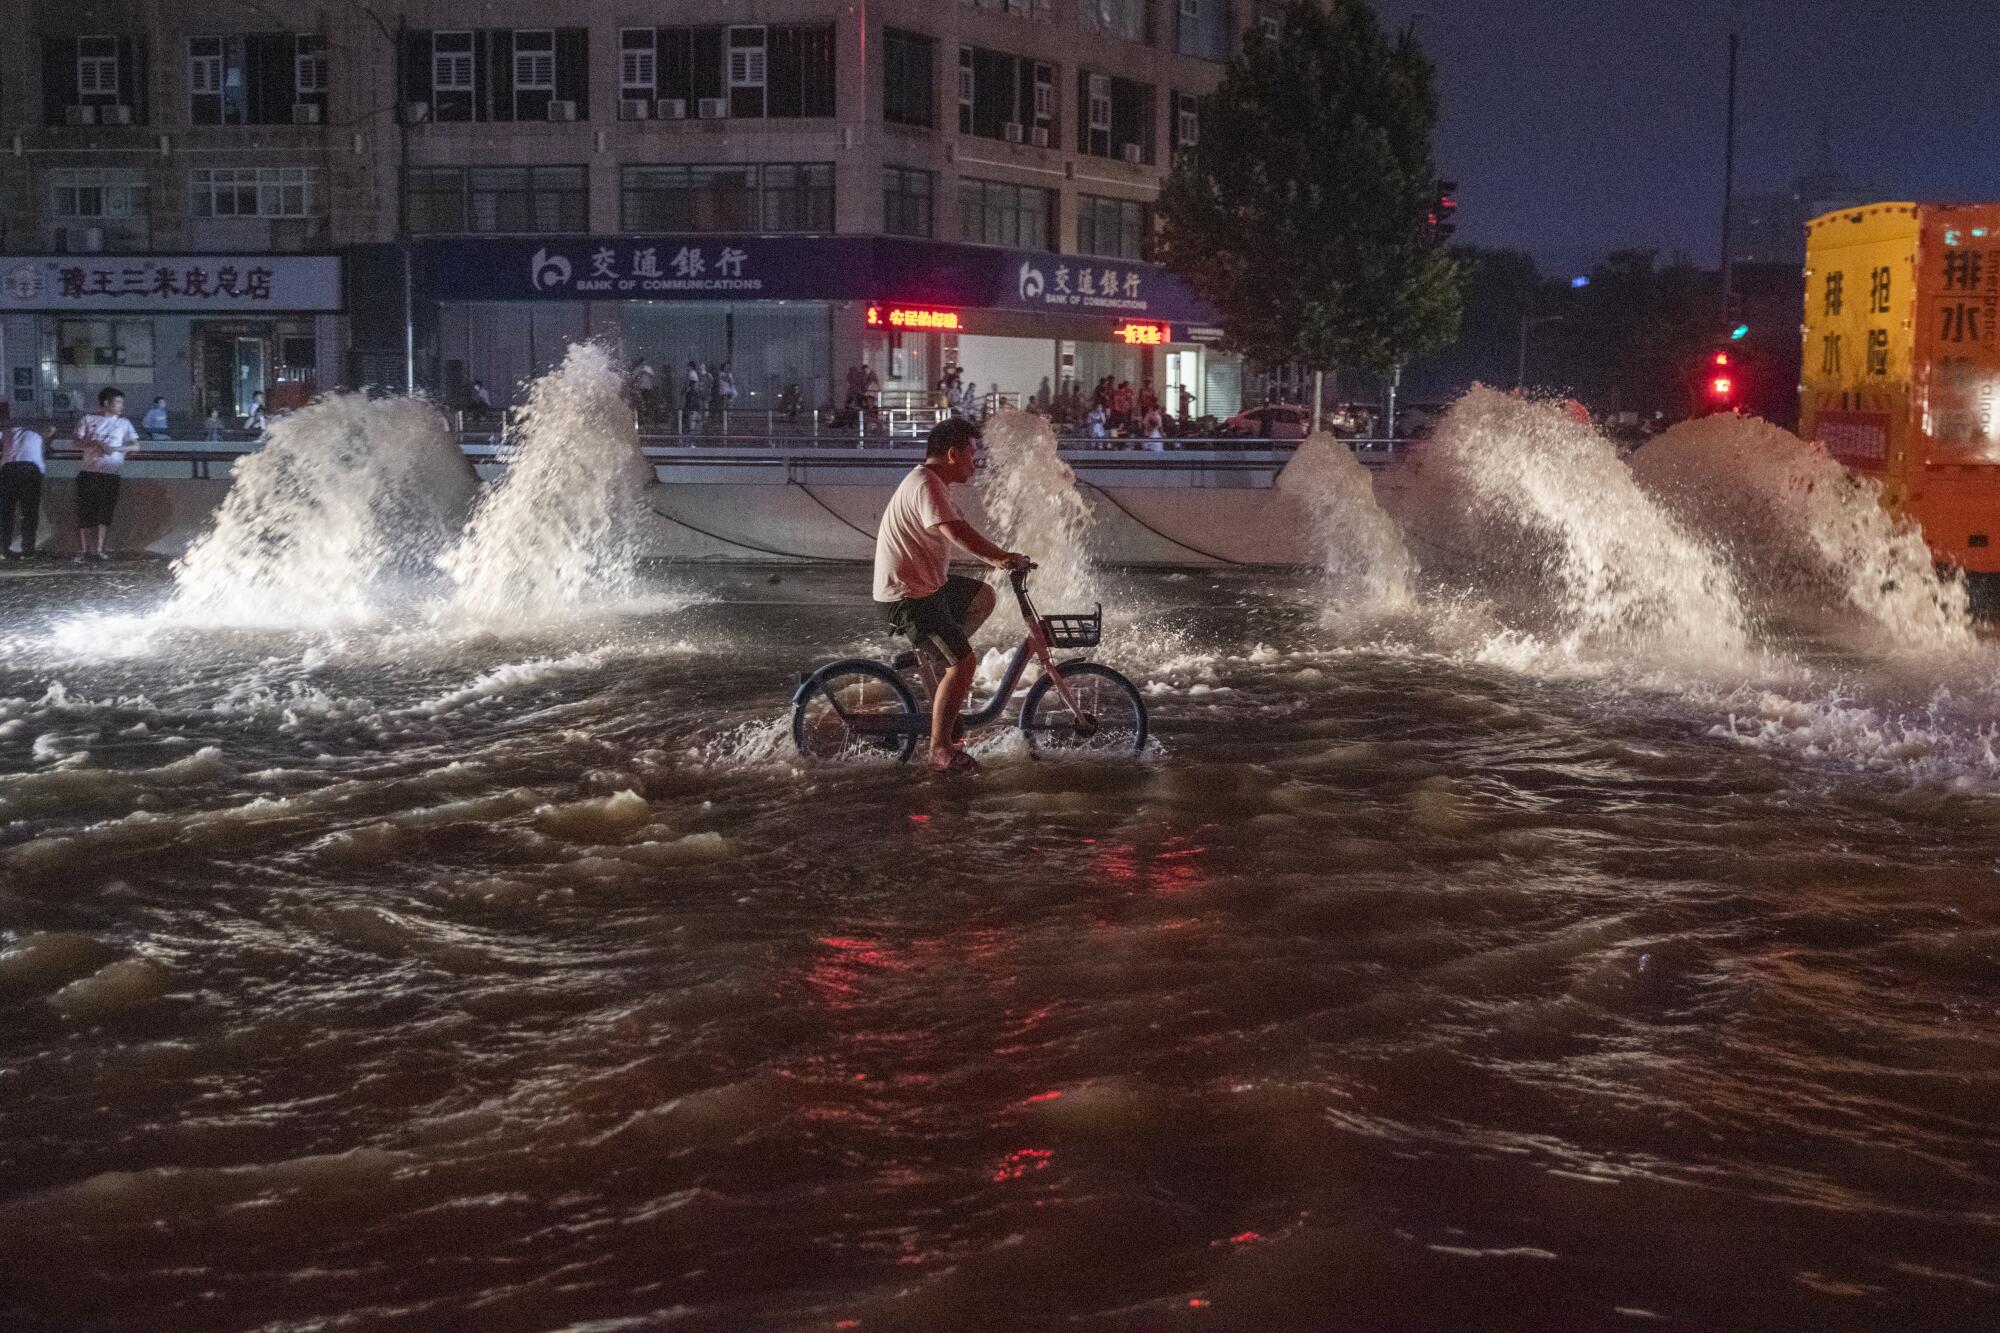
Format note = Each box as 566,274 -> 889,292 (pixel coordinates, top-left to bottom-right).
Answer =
791,565 -> 1149,762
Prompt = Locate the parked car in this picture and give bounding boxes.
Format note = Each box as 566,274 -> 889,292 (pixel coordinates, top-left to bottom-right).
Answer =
1222,404 -> 1312,439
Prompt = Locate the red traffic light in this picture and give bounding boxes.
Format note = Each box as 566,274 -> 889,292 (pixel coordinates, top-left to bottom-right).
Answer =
1708,375 -> 1735,400
1712,351 -> 1730,367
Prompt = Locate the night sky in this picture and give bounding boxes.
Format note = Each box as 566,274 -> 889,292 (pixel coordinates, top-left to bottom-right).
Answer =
1367,0 -> 2000,276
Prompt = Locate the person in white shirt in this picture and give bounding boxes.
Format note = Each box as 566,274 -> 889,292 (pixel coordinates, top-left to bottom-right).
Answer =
242,393 -> 268,435
74,386 -> 141,561
873,418 -> 1029,774
0,420 -> 47,560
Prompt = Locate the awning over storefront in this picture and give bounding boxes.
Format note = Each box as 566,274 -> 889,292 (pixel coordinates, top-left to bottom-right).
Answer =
0,255 -> 343,313
414,235 -> 1221,337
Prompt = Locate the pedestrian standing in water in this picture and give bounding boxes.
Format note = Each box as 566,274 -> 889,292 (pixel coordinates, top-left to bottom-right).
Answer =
141,396 -> 170,441
74,386 -> 140,562
1,417 -> 47,560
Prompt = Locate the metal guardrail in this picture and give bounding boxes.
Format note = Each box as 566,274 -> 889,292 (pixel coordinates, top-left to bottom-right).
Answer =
32,434 -> 1408,480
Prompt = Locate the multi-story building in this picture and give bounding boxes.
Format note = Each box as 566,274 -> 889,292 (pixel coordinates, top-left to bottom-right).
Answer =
2,0 -> 1265,428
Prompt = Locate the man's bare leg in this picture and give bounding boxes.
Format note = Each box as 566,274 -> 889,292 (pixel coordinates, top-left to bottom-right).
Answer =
929,583 -> 998,764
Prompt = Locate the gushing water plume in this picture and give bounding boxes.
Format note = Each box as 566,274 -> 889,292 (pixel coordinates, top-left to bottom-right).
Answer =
975,408 -> 1099,613
1401,387 -> 1750,664
1630,414 -> 1973,651
440,342 -> 654,622
166,394 -> 474,627
1277,432 -> 1413,611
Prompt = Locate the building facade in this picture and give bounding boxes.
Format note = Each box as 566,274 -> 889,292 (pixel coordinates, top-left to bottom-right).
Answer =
2,0 -> 1270,430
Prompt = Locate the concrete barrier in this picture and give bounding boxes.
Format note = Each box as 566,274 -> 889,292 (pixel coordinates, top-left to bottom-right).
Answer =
19,465 -> 1326,568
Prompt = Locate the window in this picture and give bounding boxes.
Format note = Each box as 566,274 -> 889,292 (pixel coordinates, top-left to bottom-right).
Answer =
406,166 -> 587,233
49,168 -> 148,221
514,31 -> 554,90
433,32 -> 473,91
295,36 -> 327,94
621,29 -> 657,95
42,35 -> 146,124
1173,91 -> 1199,149
883,165 -> 934,237
190,167 -> 322,218
77,36 -> 119,97
471,166 -> 588,232
625,25 -> 830,121
959,177 -> 1053,249
1177,0 -> 1230,61
408,29 -> 590,123
1078,193 -> 1149,259
621,162 -> 832,232
1079,0 -> 1148,43
406,167 -> 468,233
1077,71 -> 1152,162
762,163 -> 834,232
190,35 -> 326,125
883,29 -> 936,129
958,45 -> 1055,142
57,321 -> 154,382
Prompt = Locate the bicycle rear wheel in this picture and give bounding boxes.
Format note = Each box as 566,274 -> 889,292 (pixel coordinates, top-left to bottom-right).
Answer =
1019,661 -> 1148,755
793,660 -> 920,762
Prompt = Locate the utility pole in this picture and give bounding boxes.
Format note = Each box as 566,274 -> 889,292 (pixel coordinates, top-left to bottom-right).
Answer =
1718,29 -> 1739,325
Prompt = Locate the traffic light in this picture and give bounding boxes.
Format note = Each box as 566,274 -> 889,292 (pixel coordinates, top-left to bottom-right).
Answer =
1427,181 -> 1458,241
1704,349 -> 1737,409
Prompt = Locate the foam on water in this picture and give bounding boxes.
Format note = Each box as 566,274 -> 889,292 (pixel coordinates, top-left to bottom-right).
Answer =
975,408 -> 1099,615
166,394 -> 475,627
1630,413 -> 1974,652
439,342 -> 655,623
1397,388 -> 1751,669
1277,433 -> 1414,612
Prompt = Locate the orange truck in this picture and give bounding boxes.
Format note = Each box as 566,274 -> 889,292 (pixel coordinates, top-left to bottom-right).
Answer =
1800,202 -> 2000,588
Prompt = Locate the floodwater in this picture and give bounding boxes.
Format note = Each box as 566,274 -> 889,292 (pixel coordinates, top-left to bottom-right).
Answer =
3,559 -> 1998,1332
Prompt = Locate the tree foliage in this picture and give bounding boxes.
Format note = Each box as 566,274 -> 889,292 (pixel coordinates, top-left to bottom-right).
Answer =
1155,0 -> 1461,376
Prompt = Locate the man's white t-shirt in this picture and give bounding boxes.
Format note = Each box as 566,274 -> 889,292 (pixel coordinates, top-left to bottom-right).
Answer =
1,427 -> 46,470
76,413 -> 138,475
873,464 -> 962,603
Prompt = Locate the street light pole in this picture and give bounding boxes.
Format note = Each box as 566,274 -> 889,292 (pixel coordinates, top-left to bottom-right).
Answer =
1718,29 -> 1739,324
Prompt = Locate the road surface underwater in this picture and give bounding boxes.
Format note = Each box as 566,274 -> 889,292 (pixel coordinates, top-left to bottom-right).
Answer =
2,559 -> 1998,1333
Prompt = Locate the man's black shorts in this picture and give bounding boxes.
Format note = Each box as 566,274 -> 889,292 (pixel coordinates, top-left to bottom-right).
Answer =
886,574 -> 986,663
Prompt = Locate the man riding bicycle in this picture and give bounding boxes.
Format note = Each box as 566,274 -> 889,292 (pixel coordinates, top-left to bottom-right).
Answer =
874,418 -> 1030,773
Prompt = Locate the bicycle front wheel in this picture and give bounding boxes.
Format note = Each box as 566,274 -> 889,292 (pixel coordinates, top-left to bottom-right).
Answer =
793,660 -> 919,762
1019,661 -> 1148,756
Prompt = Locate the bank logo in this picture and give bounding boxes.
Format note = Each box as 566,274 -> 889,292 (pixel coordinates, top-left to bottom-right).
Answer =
530,248 -> 573,291
1018,260 -> 1045,301
3,264 -> 43,303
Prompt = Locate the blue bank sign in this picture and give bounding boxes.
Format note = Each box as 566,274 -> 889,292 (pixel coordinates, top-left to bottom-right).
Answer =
417,236 -> 1217,326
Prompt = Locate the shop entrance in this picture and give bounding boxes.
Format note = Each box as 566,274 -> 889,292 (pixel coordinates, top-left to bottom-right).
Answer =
1164,347 -> 1200,419
195,323 -> 271,421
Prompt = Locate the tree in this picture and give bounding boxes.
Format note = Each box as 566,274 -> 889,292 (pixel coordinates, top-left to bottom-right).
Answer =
1155,0 -> 1461,379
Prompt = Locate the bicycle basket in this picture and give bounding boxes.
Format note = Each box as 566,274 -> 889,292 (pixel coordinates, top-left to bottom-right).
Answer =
1042,605 -> 1103,650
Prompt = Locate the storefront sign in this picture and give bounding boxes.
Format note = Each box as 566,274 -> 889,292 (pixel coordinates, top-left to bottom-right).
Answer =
0,255 -> 342,312
1114,321 -> 1169,345
421,237 -> 1219,327
868,304 -> 961,331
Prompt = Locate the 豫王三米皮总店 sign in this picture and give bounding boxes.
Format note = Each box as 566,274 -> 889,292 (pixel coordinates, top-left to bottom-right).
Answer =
0,256 -> 342,312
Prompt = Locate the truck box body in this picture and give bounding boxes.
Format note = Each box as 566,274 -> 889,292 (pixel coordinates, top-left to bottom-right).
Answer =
1800,202 -> 2000,574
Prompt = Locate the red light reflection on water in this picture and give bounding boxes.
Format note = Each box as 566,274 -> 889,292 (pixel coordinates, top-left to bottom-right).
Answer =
992,1147 -> 1053,1182
1088,833 -> 1210,896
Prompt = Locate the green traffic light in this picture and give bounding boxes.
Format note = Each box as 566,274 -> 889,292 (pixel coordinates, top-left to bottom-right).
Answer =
1729,324 -> 1749,340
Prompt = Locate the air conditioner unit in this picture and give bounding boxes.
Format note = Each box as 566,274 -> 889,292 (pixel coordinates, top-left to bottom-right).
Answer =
100,105 -> 133,126
697,97 -> 729,119
657,98 -> 688,120
1120,142 -> 1143,164
1030,125 -> 1050,148
1003,122 -> 1023,144
64,105 -> 98,126
620,98 -> 652,121
404,101 -> 431,124
50,391 -> 76,413
547,100 -> 578,122
292,102 -> 322,124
